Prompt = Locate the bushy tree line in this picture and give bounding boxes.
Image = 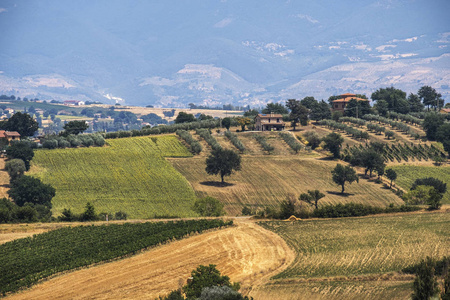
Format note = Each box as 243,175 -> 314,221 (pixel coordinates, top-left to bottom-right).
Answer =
176,130 -> 202,154
196,128 -> 222,151
224,130 -> 245,153
342,142 -> 446,164
105,119 -> 222,139
312,203 -> 420,218
253,134 -> 274,154
318,119 -> 369,141
57,202 -> 128,222
362,114 -> 422,139
387,112 -> 423,126
257,199 -> 419,220
279,132 -> 303,153
41,133 -> 105,149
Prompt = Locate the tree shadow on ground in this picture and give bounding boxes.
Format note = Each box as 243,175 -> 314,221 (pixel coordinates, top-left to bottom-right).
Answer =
316,156 -> 336,161
200,181 -> 235,187
326,191 -> 355,197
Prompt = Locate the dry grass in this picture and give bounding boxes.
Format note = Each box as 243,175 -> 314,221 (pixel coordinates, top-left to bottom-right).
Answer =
5,219 -> 293,300
170,155 -> 404,215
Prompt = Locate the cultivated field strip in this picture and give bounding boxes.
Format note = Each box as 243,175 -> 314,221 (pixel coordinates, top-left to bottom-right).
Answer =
30,135 -> 198,218
170,156 -> 403,215
6,220 -> 294,300
260,212 -> 450,279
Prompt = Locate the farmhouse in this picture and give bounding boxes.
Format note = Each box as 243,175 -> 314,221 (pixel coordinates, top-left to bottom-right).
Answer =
0,130 -> 21,142
63,100 -> 85,106
440,108 -> 450,114
255,113 -> 285,131
331,93 -> 368,112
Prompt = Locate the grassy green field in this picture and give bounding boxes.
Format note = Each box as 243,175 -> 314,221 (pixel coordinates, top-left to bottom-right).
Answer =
30,135 -> 199,219
390,165 -> 450,204
260,212 -> 450,279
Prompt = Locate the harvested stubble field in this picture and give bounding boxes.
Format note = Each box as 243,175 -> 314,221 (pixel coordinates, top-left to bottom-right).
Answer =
170,155 -> 404,215
29,135 -> 198,219
5,219 -> 293,300
390,165 -> 450,203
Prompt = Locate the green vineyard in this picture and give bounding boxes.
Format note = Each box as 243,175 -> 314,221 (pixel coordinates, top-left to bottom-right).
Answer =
29,135 -> 199,219
0,219 -> 232,295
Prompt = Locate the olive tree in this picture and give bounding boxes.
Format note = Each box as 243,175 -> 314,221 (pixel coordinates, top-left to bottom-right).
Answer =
205,148 -> 241,184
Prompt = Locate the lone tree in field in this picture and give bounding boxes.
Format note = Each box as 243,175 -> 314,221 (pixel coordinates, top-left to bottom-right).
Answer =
205,148 -> 241,184
221,117 -> 232,130
323,132 -> 344,159
385,169 -> 397,188
183,264 -> 235,299
331,164 -> 359,194
299,190 -> 325,210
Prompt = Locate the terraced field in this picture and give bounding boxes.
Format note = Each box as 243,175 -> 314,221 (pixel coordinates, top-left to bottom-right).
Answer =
390,165 -> 450,204
29,135 -> 198,219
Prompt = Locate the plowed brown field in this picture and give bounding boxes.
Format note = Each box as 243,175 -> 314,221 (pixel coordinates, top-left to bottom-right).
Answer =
6,219 -> 294,300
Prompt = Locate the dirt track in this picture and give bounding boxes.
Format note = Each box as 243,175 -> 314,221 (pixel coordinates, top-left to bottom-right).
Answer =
6,219 -> 294,299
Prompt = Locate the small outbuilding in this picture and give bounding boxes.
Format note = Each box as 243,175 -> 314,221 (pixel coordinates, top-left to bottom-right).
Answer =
254,113 -> 285,131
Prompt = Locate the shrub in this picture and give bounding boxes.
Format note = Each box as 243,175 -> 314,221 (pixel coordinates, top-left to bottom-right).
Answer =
5,159 -> 26,182
224,130 -> 245,153
303,131 -> 321,149
42,139 -> 58,149
192,197 -> 224,217
176,130 -> 202,154
114,211 -> 128,220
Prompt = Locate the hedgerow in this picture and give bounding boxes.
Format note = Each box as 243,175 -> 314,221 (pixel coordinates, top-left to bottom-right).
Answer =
176,130 -> 202,154
196,128 -> 222,151
318,119 -> 369,140
253,134 -> 274,154
0,219 -> 232,295
224,130 -> 245,152
312,203 -> 421,218
105,119 -> 222,139
41,133 -> 105,149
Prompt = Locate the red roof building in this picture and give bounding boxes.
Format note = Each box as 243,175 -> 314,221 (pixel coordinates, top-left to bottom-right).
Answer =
331,93 -> 369,112
0,130 -> 21,142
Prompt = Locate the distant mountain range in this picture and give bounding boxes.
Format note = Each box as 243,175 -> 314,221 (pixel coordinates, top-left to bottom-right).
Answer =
0,0 -> 449,107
